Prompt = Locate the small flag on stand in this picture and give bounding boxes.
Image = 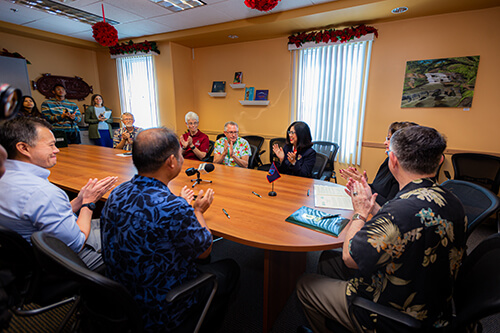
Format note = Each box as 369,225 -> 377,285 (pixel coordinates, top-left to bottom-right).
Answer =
266,162 -> 281,183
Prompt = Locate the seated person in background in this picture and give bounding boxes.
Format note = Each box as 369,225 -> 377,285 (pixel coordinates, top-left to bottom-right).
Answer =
85,94 -> 114,148
113,112 -> 142,151
0,145 -> 6,178
297,126 -> 466,333
17,96 -> 43,118
273,121 -> 316,178
41,84 -> 82,144
214,121 -> 251,168
180,111 -> 209,160
0,117 -> 117,270
101,128 -> 240,332
339,121 -> 418,206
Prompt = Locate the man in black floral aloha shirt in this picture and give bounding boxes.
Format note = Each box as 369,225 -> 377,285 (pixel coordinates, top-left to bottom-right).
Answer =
297,126 -> 466,333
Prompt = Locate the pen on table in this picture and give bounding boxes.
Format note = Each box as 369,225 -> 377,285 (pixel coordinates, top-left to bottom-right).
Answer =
222,208 -> 230,219
319,214 -> 340,220
307,189 -> 310,196
252,191 -> 262,198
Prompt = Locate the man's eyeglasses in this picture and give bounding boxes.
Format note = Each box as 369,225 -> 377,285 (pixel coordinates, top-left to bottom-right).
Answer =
226,131 -> 238,135
288,131 -> 296,135
122,118 -> 134,122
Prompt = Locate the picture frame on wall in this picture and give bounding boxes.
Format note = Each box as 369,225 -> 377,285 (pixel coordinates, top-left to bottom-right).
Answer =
211,81 -> 226,93
233,71 -> 243,84
245,87 -> 255,100
255,89 -> 269,101
401,56 -> 480,108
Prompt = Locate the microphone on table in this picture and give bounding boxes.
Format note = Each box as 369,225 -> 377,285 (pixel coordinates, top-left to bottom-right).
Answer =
185,163 -> 215,176
185,163 -> 215,188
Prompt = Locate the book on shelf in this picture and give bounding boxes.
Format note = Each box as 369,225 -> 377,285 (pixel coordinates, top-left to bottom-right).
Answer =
233,71 -> 242,84
211,81 -> 226,93
255,89 -> 269,100
244,87 -> 255,100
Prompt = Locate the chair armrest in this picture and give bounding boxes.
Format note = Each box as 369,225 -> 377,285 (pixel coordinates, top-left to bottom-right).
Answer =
351,296 -> 422,329
166,272 -> 217,303
444,170 -> 451,180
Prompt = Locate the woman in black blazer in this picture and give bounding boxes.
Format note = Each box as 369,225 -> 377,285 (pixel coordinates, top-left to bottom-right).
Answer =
273,121 -> 316,178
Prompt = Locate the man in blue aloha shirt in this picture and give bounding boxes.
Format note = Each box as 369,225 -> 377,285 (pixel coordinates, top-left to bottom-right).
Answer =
297,126 -> 467,332
101,127 -> 239,332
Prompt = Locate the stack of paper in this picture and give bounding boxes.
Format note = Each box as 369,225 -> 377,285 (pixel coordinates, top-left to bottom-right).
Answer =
314,185 -> 353,210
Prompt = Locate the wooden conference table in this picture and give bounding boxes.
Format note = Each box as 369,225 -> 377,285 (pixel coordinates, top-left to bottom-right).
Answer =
49,145 -> 353,332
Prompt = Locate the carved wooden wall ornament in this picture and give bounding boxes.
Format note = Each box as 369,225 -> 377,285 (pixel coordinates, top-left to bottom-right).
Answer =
32,74 -> 93,101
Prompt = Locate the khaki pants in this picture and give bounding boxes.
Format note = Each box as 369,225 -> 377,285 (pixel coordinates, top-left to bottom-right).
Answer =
296,249 -> 359,333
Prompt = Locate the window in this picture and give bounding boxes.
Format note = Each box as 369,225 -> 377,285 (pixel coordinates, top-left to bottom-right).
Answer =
116,55 -> 159,128
290,37 -> 374,165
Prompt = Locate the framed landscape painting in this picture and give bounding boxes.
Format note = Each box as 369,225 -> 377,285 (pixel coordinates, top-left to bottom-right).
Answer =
401,56 -> 480,108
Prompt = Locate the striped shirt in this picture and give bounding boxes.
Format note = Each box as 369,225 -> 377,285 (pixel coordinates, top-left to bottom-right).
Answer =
41,98 -> 81,130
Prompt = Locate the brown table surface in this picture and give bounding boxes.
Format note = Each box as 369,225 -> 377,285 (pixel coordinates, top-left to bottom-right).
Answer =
49,144 -> 353,331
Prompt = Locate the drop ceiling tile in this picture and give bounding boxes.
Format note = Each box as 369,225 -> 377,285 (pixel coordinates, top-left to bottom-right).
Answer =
79,2 -> 143,23
23,14 -> 91,34
150,4 -> 233,30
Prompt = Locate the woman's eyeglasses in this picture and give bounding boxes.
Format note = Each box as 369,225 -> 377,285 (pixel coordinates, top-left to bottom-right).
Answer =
288,131 -> 296,135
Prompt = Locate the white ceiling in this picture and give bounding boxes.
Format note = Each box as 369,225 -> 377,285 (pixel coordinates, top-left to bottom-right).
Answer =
0,0 -> 334,42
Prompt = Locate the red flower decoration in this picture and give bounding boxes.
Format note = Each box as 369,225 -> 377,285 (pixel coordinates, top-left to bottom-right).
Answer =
288,24 -> 379,48
109,40 -> 160,56
244,0 -> 281,12
92,22 -> 118,47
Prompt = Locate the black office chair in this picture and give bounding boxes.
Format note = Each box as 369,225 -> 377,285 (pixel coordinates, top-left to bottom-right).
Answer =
216,133 -> 225,141
312,141 -> 340,183
326,233 -> 500,333
444,153 -> 500,195
242,135 -> 265,168
441,180 -> 500,238
248,144 -> 258,169
311,152 -> 329,180
201,140 -> 215,162
0,225 -> 78,329
258,137 -> 287,172
31,232 -> 218,333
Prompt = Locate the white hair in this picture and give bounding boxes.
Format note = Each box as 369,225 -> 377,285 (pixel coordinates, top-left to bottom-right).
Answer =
185,111 -> 199,123
224,121 -> 238,131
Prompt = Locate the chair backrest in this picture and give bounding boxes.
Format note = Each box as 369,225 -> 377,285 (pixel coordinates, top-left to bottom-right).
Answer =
312,141 -> 339,172
216,133 -> 225,141
268,137 -> 287,163
201,140 -> 215,162
248,144 -> 258,169
0,225 -> 38,307
451,153 -> 500,195
454,233 -> 500,330
440,180 -> 500,237
311,152 -> 329,180
31,232 -> 143,333
242,135 -> 265,152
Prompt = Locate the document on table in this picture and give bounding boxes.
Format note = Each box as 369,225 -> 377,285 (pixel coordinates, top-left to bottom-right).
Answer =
314,185 -> 353,210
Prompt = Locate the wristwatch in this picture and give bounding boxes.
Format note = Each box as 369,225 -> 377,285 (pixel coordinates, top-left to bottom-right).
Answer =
190,145 -> 196,150
81,203 -> 96,211
352,213 -> 366,222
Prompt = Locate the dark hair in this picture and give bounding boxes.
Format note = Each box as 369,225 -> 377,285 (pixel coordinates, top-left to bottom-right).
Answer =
0,117 -> 52,159
132,128 -> 180,173
390,126 -> 446,175
52,83 -> 65,92
286,121 -> 313,152
19,96 -> 42,118
388,121 -> 419,135
91,94 -> 104,107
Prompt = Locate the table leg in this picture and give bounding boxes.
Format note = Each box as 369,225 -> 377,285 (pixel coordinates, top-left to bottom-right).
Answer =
263,250 -> 307,333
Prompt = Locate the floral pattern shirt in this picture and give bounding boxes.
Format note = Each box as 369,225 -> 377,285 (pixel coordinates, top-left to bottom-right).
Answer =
214,136 -> 251,167
101,175 -> 212,332
113,126 -> 142,151
347,178 -> 467,331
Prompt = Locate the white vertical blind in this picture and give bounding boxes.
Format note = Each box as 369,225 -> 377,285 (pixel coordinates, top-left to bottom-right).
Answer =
290,39 -> 373,165
116,55 -> 159,128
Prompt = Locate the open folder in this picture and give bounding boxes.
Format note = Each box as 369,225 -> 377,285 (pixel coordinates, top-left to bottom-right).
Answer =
285,206 -> 349,237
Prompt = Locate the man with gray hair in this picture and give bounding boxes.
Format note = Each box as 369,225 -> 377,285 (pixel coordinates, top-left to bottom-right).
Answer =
297,126 -> 466,332
214,121 -> 251,168
180,111 -> 210,160
113,112 -> 142,151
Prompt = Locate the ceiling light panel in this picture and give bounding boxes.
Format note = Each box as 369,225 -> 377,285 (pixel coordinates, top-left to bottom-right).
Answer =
148,0 -> 206,13
8,0 -> 120,25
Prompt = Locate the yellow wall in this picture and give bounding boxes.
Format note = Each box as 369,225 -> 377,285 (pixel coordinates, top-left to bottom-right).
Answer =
0,31 -> 114,117
2,6 -> 499,185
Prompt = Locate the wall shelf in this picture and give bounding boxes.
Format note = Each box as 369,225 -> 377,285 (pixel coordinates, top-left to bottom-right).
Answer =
230,83 -> 246,89
208,92 -> 227,97
239,100 -> 270,106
